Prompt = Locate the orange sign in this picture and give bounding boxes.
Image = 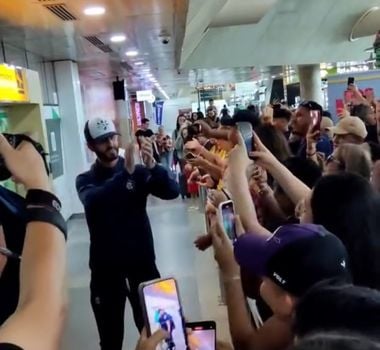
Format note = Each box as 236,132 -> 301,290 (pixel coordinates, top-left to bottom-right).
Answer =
0,64 -> 29,103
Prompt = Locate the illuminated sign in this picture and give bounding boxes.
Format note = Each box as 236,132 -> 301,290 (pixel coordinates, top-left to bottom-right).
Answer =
0,64 -> 29,103
136,89 -> 154,102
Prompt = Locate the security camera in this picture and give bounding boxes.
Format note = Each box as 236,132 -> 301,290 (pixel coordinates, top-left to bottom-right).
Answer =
161,35 -> 170,44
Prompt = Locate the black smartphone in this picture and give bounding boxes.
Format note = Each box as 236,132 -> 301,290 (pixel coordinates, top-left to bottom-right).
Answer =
347,77 -> 355,86
0,133 -> 49,181
236,122 -> 255,156
187,321 -> 216,350
139,278 -> 188,349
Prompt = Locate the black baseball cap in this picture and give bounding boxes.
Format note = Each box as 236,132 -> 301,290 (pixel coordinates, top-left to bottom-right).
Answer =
234,224 -> 351,297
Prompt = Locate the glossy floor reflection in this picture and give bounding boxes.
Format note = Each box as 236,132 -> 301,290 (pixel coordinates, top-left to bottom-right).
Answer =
62,197 -> 230,350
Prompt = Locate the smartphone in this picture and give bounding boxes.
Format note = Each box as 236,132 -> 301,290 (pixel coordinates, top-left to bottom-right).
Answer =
310,110 -> 322,132
218,200 -> 236,240
139,278 -> 188,350
347,77 -> 355,86
187,321 -> 216,350
236,121 -> 255,155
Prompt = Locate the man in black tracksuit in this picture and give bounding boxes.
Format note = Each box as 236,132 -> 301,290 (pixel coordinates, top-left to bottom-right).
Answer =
76,117 -> 179,350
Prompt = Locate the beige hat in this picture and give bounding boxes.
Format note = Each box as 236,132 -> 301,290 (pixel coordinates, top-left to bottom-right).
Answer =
330,116 -> 368,139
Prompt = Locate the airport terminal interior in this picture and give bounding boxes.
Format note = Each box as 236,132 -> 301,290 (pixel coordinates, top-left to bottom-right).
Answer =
2,1 -> 380,350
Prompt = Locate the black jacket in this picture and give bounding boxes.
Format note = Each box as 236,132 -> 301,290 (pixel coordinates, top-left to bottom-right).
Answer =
76,157 -> 179,270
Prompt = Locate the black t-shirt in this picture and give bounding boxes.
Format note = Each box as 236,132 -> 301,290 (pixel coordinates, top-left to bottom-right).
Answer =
365,124 -> 378,144
0,187 -> 27,325
0,344 -> 23,349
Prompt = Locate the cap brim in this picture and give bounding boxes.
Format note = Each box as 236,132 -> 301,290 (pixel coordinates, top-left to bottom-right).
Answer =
93,132 -> 120,142
234,234 -> 277,277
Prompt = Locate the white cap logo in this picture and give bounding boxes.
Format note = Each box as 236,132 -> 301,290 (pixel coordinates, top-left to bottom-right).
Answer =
88,117 -> 117,140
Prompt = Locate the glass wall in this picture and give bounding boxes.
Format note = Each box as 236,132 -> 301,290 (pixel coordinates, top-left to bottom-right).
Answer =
0,40 -> 58,105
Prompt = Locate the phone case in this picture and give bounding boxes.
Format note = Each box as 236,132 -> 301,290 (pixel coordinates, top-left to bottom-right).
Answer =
138,277 -> 189,348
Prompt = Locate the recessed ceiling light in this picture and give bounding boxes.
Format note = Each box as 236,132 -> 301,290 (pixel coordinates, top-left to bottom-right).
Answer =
146,73 -> 153,77
134,61 -> 144,66
84,6 -> 106,16
110,34 -> 126,43
126,50 -> 139,57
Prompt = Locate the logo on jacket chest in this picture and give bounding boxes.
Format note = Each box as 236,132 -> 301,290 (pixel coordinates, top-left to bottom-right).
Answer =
126,179 -> 135,191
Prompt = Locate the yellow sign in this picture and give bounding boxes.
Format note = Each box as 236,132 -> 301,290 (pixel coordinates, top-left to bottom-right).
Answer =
0,64 -> 29,103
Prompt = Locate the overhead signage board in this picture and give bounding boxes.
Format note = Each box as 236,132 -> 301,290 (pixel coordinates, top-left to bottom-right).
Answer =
0,64 -> 29,103
136,89 -> 154,102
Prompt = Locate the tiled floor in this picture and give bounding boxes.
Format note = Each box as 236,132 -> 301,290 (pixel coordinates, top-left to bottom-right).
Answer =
62,197 -> 230,350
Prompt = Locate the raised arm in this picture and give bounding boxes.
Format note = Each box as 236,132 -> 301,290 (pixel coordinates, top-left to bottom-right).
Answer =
252,132 -> 311,205
0,136 -> 67,350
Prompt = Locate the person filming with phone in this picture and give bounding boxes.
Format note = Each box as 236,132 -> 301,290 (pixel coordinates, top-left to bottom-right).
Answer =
76,117 -> 179,350
290,101 -> 332,159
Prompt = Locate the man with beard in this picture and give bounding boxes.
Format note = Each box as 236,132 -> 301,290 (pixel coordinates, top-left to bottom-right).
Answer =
76,117 -> 179,350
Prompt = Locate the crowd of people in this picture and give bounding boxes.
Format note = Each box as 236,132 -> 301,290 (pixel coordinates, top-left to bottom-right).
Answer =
1,83 -> 380,350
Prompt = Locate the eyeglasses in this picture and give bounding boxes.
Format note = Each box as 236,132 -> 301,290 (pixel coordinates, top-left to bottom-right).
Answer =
0,247 -> 21,260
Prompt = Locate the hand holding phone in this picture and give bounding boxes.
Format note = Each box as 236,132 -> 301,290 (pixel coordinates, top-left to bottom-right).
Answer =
139,278 -> 188,350
347,77 -> 355,87
218,200 -> 236,240
236,122 -> 255,157
187,321 -> 216,350
310,110 -> 322,133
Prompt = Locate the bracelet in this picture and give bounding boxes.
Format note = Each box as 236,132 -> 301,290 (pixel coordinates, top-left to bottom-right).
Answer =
27,207 -> 67,240
26,189 -> 62,212
223,275 -> 241,284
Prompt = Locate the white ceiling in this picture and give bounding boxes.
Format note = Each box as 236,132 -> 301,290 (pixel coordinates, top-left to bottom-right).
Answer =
181,0 -> 380,69
0,0 -> 379,98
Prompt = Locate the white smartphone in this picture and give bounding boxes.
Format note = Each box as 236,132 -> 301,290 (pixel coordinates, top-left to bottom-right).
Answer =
218,200 -> 236,240
139,278 -> 188,350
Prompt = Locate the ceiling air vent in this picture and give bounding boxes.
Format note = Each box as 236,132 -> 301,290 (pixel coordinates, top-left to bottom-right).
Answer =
84,36 -> 114,53
42,3 -> 77,21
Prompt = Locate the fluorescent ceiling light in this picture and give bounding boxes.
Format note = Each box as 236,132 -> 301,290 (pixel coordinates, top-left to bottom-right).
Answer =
134,61 -> 144,66
126,50 -> 139,57
84,6 -> 106,16
146,73 -> 153,77
110,34 -> 126,43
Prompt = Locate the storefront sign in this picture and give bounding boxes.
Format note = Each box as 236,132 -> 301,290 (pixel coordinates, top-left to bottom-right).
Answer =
0,64 -> 29,103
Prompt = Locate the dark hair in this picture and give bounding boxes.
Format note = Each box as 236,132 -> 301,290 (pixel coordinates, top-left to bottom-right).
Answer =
283,157 -> 322,188
351,104 -> 372,122
311,174 -> 380,289
176,114 -> 185,131
291,333 -> 380,350
295,282 -> 380,339
233,109 -> 261,129
367,141 -> 380,162
196,111 -> 204,120
299,101 -> 323,115
141,118 -> 150,124
322,111 -> 332,119
273,107 -> 292,122
256,124 -> 292,162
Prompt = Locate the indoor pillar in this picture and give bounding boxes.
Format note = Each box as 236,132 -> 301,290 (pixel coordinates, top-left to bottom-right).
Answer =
54,60 -> 88,217
298,64 -> 323,105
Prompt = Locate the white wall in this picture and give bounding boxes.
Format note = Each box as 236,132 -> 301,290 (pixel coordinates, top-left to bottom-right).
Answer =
161,97 -> 194,135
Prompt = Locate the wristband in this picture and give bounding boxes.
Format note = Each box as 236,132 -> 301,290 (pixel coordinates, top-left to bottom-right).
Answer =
26,189 -> 62,212
223,275 -> 241,284
27,207 -> 67,240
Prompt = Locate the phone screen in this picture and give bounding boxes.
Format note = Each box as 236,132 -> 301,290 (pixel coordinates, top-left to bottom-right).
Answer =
310,110 -> 321,132
236,122 -> 254,154
187,322 -> 216,350
347,77 -> 355,86
220,201 -> 236,240
141,278 -> 187,350
335,99 -> 344,113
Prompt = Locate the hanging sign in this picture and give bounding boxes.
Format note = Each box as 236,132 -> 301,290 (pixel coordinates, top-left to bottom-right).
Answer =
0,64 -> 29,103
